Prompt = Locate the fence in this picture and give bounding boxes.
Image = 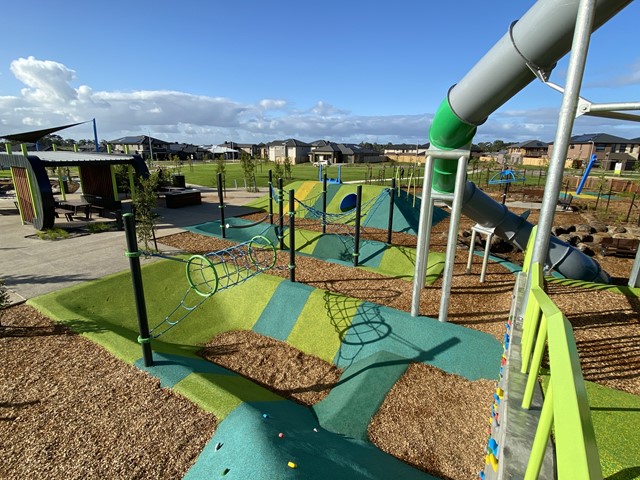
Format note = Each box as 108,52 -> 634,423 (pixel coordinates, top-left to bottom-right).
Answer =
518,261 -> 602,479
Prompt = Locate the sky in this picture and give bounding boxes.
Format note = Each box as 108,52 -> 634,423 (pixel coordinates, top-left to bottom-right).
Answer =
0,0 -> 638,147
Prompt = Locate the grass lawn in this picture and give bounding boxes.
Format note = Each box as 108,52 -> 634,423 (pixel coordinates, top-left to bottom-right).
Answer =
162,162 -> 414,189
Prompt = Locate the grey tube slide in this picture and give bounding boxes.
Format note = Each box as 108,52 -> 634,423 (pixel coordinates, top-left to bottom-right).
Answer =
429,0 -> 632,283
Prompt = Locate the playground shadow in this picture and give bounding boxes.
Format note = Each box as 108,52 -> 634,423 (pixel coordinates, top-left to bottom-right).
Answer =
0,318 -> 106,337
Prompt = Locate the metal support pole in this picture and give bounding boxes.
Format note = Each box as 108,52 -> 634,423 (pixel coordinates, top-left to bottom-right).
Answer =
322,174 -> 327,234
289,189 -> 296,282
217,173 -> 226,239
387,178 -> 396,244
123,213 -> 153,367
530,0 -> 596,274
268,170 -> 274,225
411,155 -> 435,317
278,177 -> 284,250
353,185 -> 362,267
438,155 -> 469,323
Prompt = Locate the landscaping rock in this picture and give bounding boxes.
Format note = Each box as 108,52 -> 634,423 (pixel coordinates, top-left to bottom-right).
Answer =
590,221 -> 608,233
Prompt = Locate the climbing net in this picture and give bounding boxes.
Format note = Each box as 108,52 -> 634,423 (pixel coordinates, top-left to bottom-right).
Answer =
145,235 -> 276,338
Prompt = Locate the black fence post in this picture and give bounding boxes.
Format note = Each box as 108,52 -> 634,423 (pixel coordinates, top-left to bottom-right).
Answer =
353,185 -> 362,267
387,178 -> 396,244
278,177 -> 285,250
322,174 -> 327,234
268,170 -> 274,225
123,213 -> 153,367
289,189 -> 296,283
626,192 -> 636,223
217,173 -> 226,238
606,187 -> 612,212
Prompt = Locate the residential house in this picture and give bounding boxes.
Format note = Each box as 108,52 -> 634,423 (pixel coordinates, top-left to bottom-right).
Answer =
108,135 -> 172,161
221,141 -> 260,158
268,139 -> 312,164
548,133 -> 640,170
507,140 -> 548,159
309,142 -> 384,164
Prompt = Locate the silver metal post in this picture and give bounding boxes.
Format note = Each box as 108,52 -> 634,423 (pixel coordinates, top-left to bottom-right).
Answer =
466,229 -> 477,274
530,0 -> 596,273
411,155 -> 435,317
438,155 -> 469,322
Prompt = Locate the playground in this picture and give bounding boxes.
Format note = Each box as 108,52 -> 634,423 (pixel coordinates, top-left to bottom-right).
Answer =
1,177 -> 639,479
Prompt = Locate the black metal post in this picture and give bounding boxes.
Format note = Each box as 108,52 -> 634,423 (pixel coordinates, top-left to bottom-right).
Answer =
387,178 -> 396,244
353,185 -> 362,267
322,174 -> 327,234
626,192 -> 636,223
268,170 -> 274,225
595,185 -> 602,210
605,187 -> 612,212
278,177 -> 284,250
288,189 -> 296,283
123,213 -> 153,367
217,173 -> 226,238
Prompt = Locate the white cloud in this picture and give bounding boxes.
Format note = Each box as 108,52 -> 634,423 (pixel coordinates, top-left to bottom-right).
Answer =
1,57 -> 637,145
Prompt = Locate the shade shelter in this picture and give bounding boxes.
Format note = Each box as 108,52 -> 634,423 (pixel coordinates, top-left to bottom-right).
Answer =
0,150 -> 149,230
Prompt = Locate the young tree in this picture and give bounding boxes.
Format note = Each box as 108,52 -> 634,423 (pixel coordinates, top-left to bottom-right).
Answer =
274,160 -> 284,180
133,172 -> 160,251
283,156 -> 292,180
240,152 -> 257,191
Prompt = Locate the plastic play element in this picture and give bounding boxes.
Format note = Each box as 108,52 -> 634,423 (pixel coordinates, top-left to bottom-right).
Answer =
576,154 -> 598,195
488,168 -> 526,185
424,0 -> 626,283
287,461 -> 297,469
339,193 -> 357,212
318,163 -> 342,184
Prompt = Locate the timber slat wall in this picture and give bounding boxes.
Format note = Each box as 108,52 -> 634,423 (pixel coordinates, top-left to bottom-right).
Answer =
12,167 -> 35,223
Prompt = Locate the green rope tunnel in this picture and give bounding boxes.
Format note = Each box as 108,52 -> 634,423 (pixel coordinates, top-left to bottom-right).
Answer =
148,235 -> 277,339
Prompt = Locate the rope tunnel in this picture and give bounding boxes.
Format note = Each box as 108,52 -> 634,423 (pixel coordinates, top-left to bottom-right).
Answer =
185,235 -> 277,297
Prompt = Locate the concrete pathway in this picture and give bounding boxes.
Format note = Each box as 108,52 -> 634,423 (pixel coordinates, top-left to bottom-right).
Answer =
0,186 -> 264,303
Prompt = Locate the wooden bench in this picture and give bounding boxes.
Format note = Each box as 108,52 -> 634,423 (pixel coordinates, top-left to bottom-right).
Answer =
600,237 -> 640,257
165,189 -> 201,208
55,208 -> 74,222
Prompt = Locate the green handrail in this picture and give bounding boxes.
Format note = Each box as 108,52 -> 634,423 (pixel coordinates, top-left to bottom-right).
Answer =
521,262 -> 602,480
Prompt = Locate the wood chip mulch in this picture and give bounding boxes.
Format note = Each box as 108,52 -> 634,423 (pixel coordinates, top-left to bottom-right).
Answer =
0,304 -> 216,480
369,363 -> 495,480
198,330 -> 342,406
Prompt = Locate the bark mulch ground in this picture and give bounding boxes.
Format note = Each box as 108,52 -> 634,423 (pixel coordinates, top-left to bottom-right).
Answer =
0,304 -> 216,480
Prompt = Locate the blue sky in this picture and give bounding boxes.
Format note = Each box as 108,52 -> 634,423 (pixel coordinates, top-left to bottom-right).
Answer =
0,0 -> 638,146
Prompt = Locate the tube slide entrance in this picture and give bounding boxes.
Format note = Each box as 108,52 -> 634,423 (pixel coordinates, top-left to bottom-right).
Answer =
426,0 -> 632,283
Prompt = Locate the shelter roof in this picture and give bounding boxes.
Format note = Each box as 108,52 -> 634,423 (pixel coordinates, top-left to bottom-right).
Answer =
20,150 -> 137,167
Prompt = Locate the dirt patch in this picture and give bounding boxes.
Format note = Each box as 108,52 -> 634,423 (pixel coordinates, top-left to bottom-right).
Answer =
0,304 -> 216,480
369,363 -> 494,480
199,330 -> 341,406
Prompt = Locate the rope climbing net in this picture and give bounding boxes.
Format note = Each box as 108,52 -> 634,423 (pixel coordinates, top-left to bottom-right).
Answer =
144,235 -> 276,339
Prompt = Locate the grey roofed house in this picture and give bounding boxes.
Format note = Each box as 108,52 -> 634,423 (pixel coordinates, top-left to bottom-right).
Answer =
508,140 -> 549,149
310,142 -> 383,164
565,133 -> 632,144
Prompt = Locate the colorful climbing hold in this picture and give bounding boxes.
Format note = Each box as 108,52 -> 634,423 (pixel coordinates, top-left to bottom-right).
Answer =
221,467 -> 230,476
262,413 -> 269,419
288,461 -> 297,469
215,442 -> 223,451
278,432 -> 284,438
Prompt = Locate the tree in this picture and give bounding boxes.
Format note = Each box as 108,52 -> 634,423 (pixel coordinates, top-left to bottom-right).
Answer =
239,152 -> 256,191
283,156 -> 292,180
274,161 -> 284,180
132,172 -> 159,251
